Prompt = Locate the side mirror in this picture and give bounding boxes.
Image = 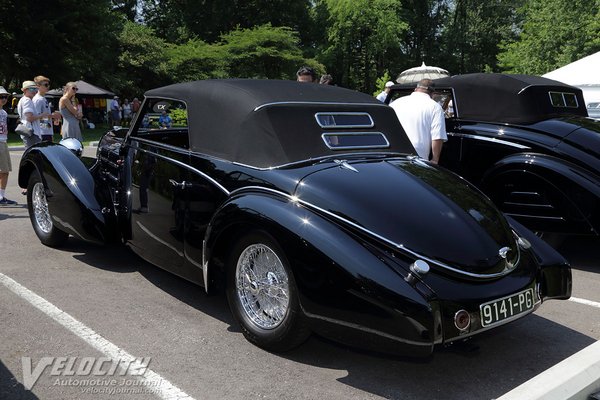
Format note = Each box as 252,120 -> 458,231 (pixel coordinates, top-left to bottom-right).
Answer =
60,137 -> 83,157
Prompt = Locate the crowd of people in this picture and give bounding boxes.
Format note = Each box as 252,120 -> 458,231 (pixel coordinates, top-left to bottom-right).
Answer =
110,95 -> 141,127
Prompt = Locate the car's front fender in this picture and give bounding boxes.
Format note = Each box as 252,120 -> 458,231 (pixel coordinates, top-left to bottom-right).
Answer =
18,143 -> 115,244
203,189 -> 438,356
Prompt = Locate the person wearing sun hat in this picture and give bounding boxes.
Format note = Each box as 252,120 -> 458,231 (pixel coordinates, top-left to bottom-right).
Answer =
16,80 -> 46,148
0,86 -> 17,205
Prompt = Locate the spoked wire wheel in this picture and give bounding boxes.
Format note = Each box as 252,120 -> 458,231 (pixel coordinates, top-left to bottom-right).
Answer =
226,231 -> 310,351
31,182 -> 53,234
235,243 -> 290,330
27,172 -> 68,247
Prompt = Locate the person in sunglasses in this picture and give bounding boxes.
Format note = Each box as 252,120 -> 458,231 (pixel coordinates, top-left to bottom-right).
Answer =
0,86 -> 17,205
58,82 -> 83,142
33,75 -> 61,142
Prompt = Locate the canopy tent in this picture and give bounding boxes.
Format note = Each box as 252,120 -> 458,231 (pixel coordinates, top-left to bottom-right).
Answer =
47,80 -> 115,98
396,62 -> 450,84
543,52 -> 600,105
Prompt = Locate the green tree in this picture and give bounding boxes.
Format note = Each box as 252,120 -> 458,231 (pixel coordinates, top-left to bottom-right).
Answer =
114,21 -> 170,97
498,0 -> 600,74
400,0 -> 449,70
319,0 -> 407,92
141,0 -> 313,44
0,0 -> 121,90
166,39 -> 228,82
440,0 -> 523,74
221,24 -> 320,79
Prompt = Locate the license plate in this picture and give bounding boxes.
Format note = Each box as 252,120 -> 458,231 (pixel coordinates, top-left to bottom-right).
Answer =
480,288 -> 535,327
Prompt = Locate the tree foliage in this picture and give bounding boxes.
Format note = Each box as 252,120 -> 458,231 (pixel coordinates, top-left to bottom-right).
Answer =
498,0 -> 600,74
1,0 -> 599,96
440,0 -> 523,74
0,0 -> 120,90
319,0 -> 407,92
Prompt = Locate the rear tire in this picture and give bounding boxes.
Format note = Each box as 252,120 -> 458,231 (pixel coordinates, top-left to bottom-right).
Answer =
27,172 -> 69,247
226,230 -> 310,352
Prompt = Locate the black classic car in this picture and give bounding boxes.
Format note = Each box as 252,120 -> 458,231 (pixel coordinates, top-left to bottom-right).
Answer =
388,74 -> 600,238
19,80 -> 571,356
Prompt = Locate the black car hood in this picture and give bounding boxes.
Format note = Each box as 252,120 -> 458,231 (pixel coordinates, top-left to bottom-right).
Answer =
295,158 -> 518,276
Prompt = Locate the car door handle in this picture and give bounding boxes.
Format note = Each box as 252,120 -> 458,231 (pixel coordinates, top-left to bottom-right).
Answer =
169,179 -> 191,189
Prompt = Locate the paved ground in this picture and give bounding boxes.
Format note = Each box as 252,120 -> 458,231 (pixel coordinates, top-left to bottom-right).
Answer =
1,148 -> 599,400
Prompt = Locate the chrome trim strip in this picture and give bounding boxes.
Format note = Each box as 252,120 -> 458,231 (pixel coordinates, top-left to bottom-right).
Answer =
314,112 -> 374,129
451,133 -> 531,149
321,132 -> 390,150
231,152 -> 407,171
228,185 -> 520,279
504,202 -> 553,208
505,213 -> 565,221
510,191 -> 541,196
253,101 -> 389,112
129,140 -> 230,195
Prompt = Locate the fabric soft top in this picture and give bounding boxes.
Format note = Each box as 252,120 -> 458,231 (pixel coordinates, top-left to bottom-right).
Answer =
144,80 -> 415,167
392,73 -> 588,124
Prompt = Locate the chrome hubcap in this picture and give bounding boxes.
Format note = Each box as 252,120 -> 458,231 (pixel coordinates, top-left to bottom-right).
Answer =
32,182 -> 52,234
236,244 -> 290,330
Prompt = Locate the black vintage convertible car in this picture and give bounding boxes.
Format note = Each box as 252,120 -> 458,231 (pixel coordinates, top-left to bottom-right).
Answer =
388,74 -> 600,237
19,80 -> 571,356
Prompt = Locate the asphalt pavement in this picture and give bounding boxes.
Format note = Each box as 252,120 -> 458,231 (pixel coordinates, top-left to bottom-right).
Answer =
1,147 -> 599,400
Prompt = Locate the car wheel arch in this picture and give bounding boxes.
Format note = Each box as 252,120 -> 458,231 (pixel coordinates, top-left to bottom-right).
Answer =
482,154 -> 598,234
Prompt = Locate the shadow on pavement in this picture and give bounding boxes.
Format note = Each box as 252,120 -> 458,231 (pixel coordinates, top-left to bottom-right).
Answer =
0,360 -> 39,400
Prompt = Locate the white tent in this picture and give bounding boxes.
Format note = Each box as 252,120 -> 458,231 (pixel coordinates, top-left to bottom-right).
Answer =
543,51 -> 600,106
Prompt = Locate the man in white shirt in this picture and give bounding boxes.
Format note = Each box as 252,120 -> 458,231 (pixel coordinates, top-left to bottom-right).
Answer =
376,81 -> 394,103
390,79 -> 447,164
17,80 -> 46,148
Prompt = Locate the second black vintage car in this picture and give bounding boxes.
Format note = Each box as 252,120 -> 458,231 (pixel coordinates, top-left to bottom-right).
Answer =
19,80 -> 571,356
388,73 -> 600,237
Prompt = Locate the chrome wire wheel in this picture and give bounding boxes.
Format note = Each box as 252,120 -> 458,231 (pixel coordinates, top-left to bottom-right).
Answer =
235,243 -> 290,330
32,182 -> 52,234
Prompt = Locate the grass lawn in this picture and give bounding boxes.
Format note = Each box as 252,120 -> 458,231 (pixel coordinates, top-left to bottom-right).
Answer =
7,123 -> 111,147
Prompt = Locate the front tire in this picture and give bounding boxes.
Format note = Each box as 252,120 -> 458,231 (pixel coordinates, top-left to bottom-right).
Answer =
226,231 -> 310,352
27,172 -> 69,247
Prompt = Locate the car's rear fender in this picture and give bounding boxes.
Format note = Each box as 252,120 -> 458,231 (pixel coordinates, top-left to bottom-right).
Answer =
482,152 -> 600,235
506,216 -> 572,301
204,190 -> 439,356
18,144 -> 117,244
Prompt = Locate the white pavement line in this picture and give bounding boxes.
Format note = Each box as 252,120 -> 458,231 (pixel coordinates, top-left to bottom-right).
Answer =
569,296 -> 600,309
0,272 -> 195,400
497,340 -> 600,400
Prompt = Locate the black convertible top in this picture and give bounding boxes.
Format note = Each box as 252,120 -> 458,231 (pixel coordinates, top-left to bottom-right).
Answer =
144,80 -> 414,167
391,73 -> 588,124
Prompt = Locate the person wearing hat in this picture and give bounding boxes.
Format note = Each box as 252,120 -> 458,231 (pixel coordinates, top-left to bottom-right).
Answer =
110,95 -> 121,126
376,81 -> 395,103
390,78 -> 447,164
0,86 -> 17,205
17,80 -> 47,148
